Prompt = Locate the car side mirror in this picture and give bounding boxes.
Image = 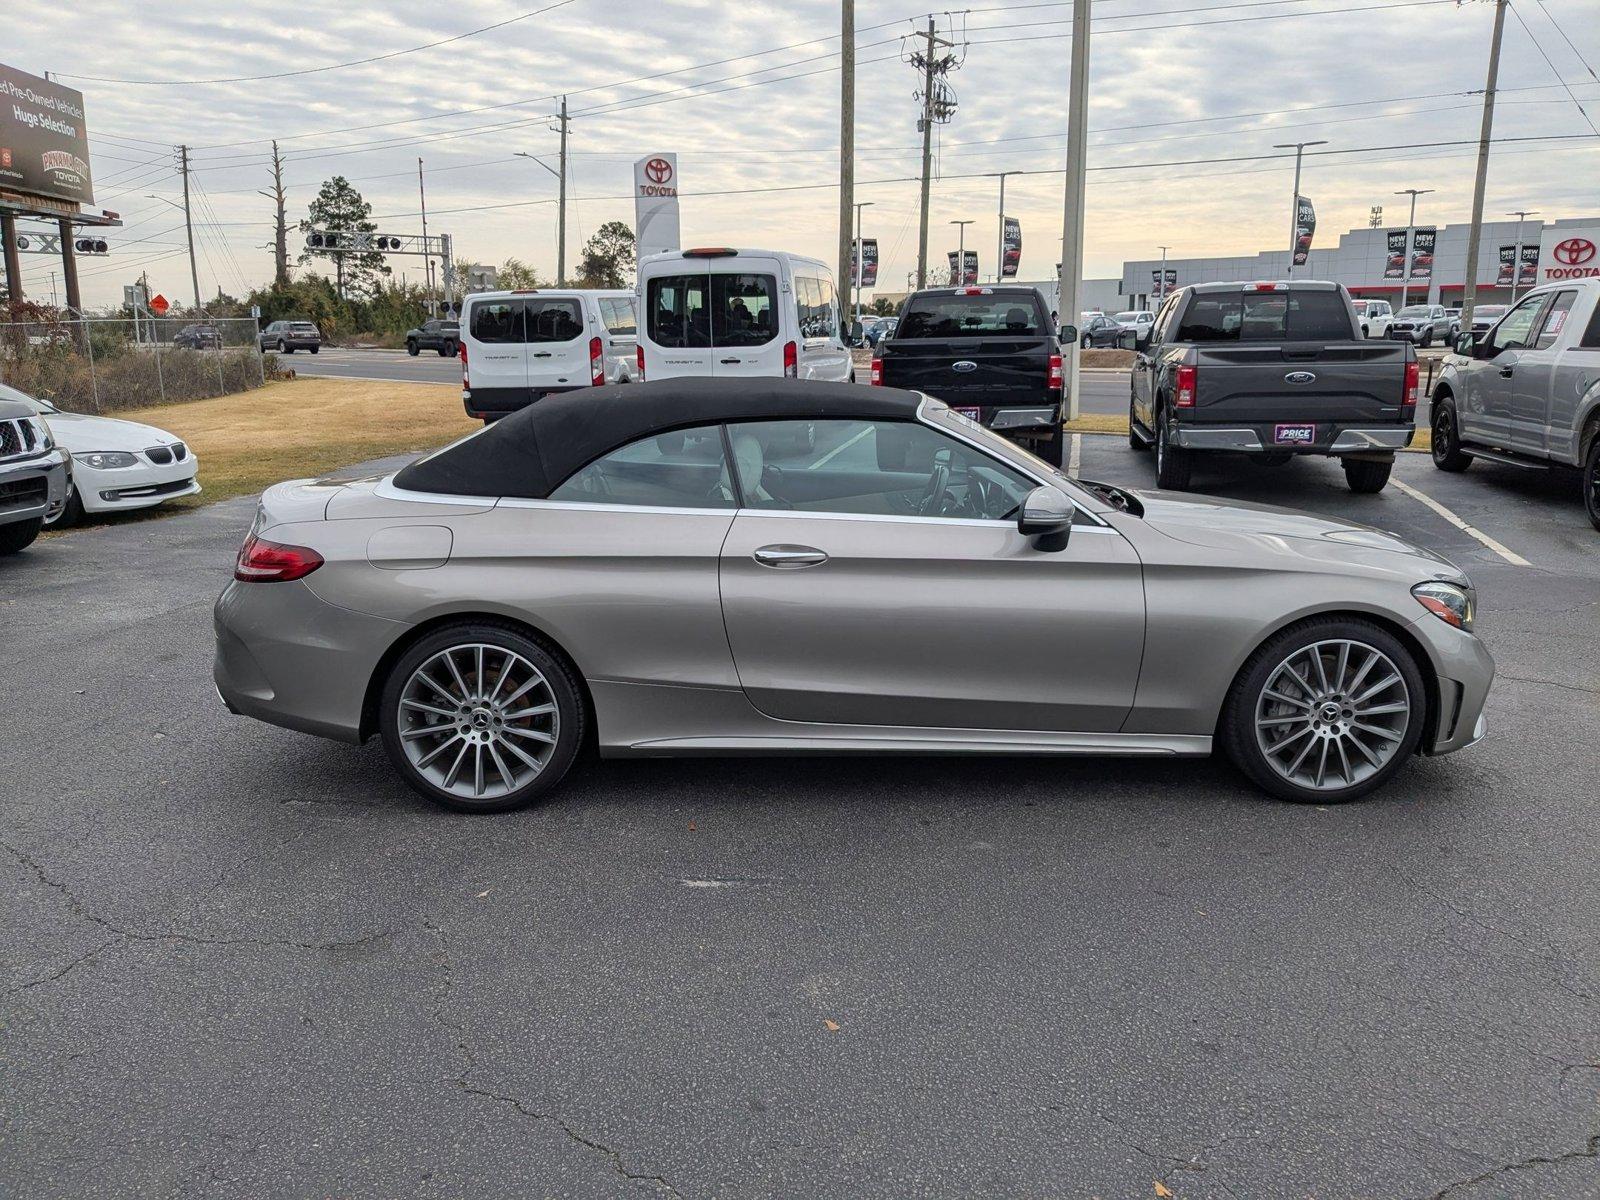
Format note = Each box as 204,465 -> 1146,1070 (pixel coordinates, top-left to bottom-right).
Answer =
1118,329 -> 1138,350
1018,485 -> 1074,551
1454,332 -> 1476,356
1058,324 -> 1078,344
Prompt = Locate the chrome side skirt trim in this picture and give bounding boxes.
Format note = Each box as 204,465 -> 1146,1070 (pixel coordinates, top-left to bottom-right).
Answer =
617,729 -> 1212,757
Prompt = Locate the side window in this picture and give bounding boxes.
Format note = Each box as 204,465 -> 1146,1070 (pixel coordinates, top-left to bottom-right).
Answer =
1488,294 -> 1550,353
1534,291 -> 1577,350
1583,295 -> 1600,349
726,419 -> 1034,521
646,274 -> 711,348
470,300 -> 524,344
548,424 -> 733,508
599,297 -> 637,337
711,272 -> 777,347
1151,293 -> 1180,344
795,276 -> 821,337
527,298 -> 583,343
816,277 -> 840,340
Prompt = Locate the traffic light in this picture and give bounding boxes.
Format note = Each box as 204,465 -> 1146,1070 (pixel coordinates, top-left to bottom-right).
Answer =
73,238 -> 109,254
306,232 -> 326,249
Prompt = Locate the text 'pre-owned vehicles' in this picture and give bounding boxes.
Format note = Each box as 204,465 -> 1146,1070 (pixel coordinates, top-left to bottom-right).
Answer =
872,285 -> 1066,465
0,391 -> 68,555
259,320 -> 322,354
405,318 -> 459,357
214,378 -> 1492,813
1389,304 -> 1452,347
1130,281 -> 1418,493
1431,279 -> 1600,530
2,384 -> 200,526
459,289 -> 638,421
635,247 -> 853,385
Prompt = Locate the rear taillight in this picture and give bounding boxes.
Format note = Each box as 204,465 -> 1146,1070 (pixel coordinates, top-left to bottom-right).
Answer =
459,339 -> 469,389
783,341 -> 798,378
1403,359 -> 1420,408
234,533 -> 324,583
589,335 -> 605,386
1175,364 -> 1197,408
870,357 -> 883,385
636,344 -> 646,381
1048,353 -> 1063,391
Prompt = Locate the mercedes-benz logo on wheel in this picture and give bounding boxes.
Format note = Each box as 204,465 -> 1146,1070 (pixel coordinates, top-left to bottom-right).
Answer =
1285,370 -> 1317,385
1554,237 -> 1596,266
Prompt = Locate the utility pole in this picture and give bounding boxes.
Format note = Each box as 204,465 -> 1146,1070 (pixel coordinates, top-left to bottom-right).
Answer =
994,171 -> 1018,282
1057,0 -> 1091,420
1395,187 -> 1434,309
1507,208 -> 1539,301
1274,140 -> 1327,279
838,0 -> 855,314
556,96 -> 569,285
1460,0 -> 1508,326
949,219 -> 973,284
178,145 -> 202,314
853,200 -> 874,329
910,18 -> 955,288
418,158 -> 434,315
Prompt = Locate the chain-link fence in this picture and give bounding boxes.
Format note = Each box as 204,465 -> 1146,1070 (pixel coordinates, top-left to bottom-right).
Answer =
0,316 -> 270,414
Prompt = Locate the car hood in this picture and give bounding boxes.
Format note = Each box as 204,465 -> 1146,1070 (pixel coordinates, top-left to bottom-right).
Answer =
1123,488 -> 1466,580
41,410 -> 185,454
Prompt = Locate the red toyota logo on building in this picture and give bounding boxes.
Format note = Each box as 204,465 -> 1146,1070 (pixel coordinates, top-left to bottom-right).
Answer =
1554,237 -> 1596,266
644,158 -> 673,185
0,148 -> 10,168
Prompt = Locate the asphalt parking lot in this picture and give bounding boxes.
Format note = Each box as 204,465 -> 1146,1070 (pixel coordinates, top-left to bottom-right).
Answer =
5,435 -> 1597,1198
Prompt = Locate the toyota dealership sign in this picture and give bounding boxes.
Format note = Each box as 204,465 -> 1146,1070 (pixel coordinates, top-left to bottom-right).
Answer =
633,153 -> 680,260
1537,226 -> 1600,282
0,62 -> 94,205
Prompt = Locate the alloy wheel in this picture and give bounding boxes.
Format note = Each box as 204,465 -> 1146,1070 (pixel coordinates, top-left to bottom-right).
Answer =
1253,639 -> 1411,792
397,643 -> 560,801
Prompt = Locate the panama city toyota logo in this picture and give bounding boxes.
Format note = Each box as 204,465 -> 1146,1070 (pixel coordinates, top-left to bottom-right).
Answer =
644,158 -> 673,185
1554,237 -> 1596,266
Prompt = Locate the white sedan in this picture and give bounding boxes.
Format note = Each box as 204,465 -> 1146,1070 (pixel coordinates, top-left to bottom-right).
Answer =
0,384 -> 200,526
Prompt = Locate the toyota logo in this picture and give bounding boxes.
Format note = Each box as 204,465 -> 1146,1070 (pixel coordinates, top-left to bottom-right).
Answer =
1554,237 -> 1596,266
644,157 -> 673,185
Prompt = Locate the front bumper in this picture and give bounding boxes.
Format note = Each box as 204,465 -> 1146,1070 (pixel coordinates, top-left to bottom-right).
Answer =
0,448 -> 69,525
1409,613 -> 1495,756
74,454 -> 201,513
1171,423 -> 1415,454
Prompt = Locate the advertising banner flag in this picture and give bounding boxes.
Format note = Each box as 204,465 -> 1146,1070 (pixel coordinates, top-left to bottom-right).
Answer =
948,250 -> 978,285
1001,217 -> 1022,278
1293,196 -> 1316,266
1497,245 -> 1516,287
1518,243 -> 1539,287
851,238 -> 879,287
947,250 -> 959,284
1151,268 -> 1178,303
632,154 -> 680,260
1410,227 -> 1436,280
0,62 -> 94,205
1384,230 -> 1408,279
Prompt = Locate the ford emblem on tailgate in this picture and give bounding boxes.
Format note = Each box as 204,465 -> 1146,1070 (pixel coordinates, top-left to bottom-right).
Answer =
1284,370 -> 1317,385
952,360 -> 978,372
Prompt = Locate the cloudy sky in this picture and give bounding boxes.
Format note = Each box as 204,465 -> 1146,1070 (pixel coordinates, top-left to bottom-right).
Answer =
8,0 -> 1600,309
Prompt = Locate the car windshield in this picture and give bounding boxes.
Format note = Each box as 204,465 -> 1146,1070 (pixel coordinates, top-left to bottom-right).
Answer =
1397,307 -> 1431,318
897,293 -> 1044,338
1474,306 -> 1507,319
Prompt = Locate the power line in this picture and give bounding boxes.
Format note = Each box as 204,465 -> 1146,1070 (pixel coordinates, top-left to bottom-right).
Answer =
1533,0 -> 1599,84
1507,0 -> 1599,135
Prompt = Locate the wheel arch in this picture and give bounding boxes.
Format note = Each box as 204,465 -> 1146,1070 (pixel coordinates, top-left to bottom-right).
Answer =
359,610 -> 598,748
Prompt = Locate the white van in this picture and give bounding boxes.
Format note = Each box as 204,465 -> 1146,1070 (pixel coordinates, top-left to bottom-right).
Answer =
635,248 -> 854,384
459,288 -> 638,421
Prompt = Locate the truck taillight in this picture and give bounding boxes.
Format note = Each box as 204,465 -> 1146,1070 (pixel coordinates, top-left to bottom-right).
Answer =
459,339 -> 469,388
783,341 -> 798,378
636,344 -> 646,381
234,533 -> 323,583
1175,364 -> 1197,408
1403,359 -> 1419,408
1048,353 -> 1063,390
589,335 -> 605,386
870,357 -> 883,385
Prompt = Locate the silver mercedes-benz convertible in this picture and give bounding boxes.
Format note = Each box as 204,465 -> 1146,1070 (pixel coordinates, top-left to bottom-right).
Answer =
214,378 -> 1492,812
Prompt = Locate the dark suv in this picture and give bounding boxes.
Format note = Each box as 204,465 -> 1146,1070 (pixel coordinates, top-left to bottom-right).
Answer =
259,320 -> 322,354
405,318 -> 460,357
173,323 -> 222,350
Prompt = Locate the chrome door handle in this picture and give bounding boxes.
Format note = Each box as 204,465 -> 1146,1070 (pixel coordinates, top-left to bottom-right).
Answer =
753,544 -> 828,568
1499,365 -> 1514,377
720,357 -> 742,364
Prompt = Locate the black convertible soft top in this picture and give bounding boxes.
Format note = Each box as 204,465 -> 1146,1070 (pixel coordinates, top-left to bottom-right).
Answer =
394,378 -> 927,499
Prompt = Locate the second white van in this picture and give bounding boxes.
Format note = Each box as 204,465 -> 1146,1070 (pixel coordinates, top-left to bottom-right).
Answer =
635,248 -> 854,385
459,288 -> 639,421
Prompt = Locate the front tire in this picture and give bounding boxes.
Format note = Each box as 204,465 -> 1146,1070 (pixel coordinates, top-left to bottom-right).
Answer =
1431,400 -> 1472,472
1221,618 -> 1426,804
1421,328 -> 1434,349
1343,457 -> 1392,493
1154,407 -> 1192,490
278,340 -> 290,354
0,516 -> 43,555
407,340 -> 419,356
379,623 -> 586,813
309,345 -> 319,354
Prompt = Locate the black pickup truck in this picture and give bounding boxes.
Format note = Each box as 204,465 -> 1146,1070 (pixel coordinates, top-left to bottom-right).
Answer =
1130,281 -> 1418,493
872,285 -> 1066,465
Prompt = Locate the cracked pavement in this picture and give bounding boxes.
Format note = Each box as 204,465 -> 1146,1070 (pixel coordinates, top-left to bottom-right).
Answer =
3,445 -> 1598,1198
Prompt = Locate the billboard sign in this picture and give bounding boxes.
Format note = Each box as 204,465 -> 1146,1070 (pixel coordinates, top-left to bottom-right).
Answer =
1293,195 -> 1315,266
1519,243 -> 1539,287
1409,227 -> 1436,280
1001,217 -> 1021,278
0,63 -> 93,205
851,237 -> 878,287
1536,225 -> 1600,283
1384,230 -> 1408,279
632,153 -> 680,260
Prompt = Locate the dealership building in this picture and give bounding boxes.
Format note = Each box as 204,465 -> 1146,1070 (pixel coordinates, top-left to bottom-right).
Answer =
1117,216 -> 1600,312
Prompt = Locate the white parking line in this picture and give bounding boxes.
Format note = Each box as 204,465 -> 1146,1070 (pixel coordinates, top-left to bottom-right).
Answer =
1068,432 -> 1082,477
1390,478 -> 1531,567
292,372 -> 456,387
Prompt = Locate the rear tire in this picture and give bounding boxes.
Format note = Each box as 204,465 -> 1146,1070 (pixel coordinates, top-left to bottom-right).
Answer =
1034,426 -> 1065,468
1431,400 -> 1472,472
309,345 -> 319,354
278,340 -> 290,354
1583,433 -> 1600,533
1343,457 -> 1393,493
1154,407 -> 1192,490
379,622 -> 586,813
442,340 -> 456,358
0,516 -> 43,555
407,341 -> 419,356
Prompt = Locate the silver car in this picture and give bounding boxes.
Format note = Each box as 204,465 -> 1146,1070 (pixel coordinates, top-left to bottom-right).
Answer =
214,379 -> 1494,812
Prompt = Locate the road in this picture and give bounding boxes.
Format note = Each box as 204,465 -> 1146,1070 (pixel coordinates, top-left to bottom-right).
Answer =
5,433 -> 1598,1198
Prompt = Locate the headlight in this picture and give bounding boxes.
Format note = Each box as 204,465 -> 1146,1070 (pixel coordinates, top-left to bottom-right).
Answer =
1412,580 -> 1475,630
31,418 -> 54,451
75,451 -> 138,470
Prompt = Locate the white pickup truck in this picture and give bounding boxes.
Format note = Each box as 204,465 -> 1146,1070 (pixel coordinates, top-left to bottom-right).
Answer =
1430,278 -> 1600,531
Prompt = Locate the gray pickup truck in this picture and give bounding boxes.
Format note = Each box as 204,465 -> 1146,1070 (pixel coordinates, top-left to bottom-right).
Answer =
0,393 -> 70,555
1130,280 -> 1418,493
1431,278 -> 1600,531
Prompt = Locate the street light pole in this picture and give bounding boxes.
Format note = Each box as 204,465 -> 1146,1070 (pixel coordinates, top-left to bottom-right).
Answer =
853,200 -> 874,328
949,219 -> 974,284
1395,188 -> 1434,309
1058,0 -> 1091,420
1507,208 -> 1539,302
838,0 -> 855,317
994,171 -> 1018,282
1274,140 -> 1327,279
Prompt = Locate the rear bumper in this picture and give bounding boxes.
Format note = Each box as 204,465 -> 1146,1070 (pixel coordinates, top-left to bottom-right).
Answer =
1171,423 -> 1414,454
0,448 -> 69,525
464,385 -> 583,421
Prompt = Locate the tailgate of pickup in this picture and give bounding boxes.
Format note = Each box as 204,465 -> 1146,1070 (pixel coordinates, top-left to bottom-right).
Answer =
1191,342 -> 1409,423
880,337 -> 1052,406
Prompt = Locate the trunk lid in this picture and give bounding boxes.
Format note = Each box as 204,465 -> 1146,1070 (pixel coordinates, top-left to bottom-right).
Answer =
1190,342 -> 1410,423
